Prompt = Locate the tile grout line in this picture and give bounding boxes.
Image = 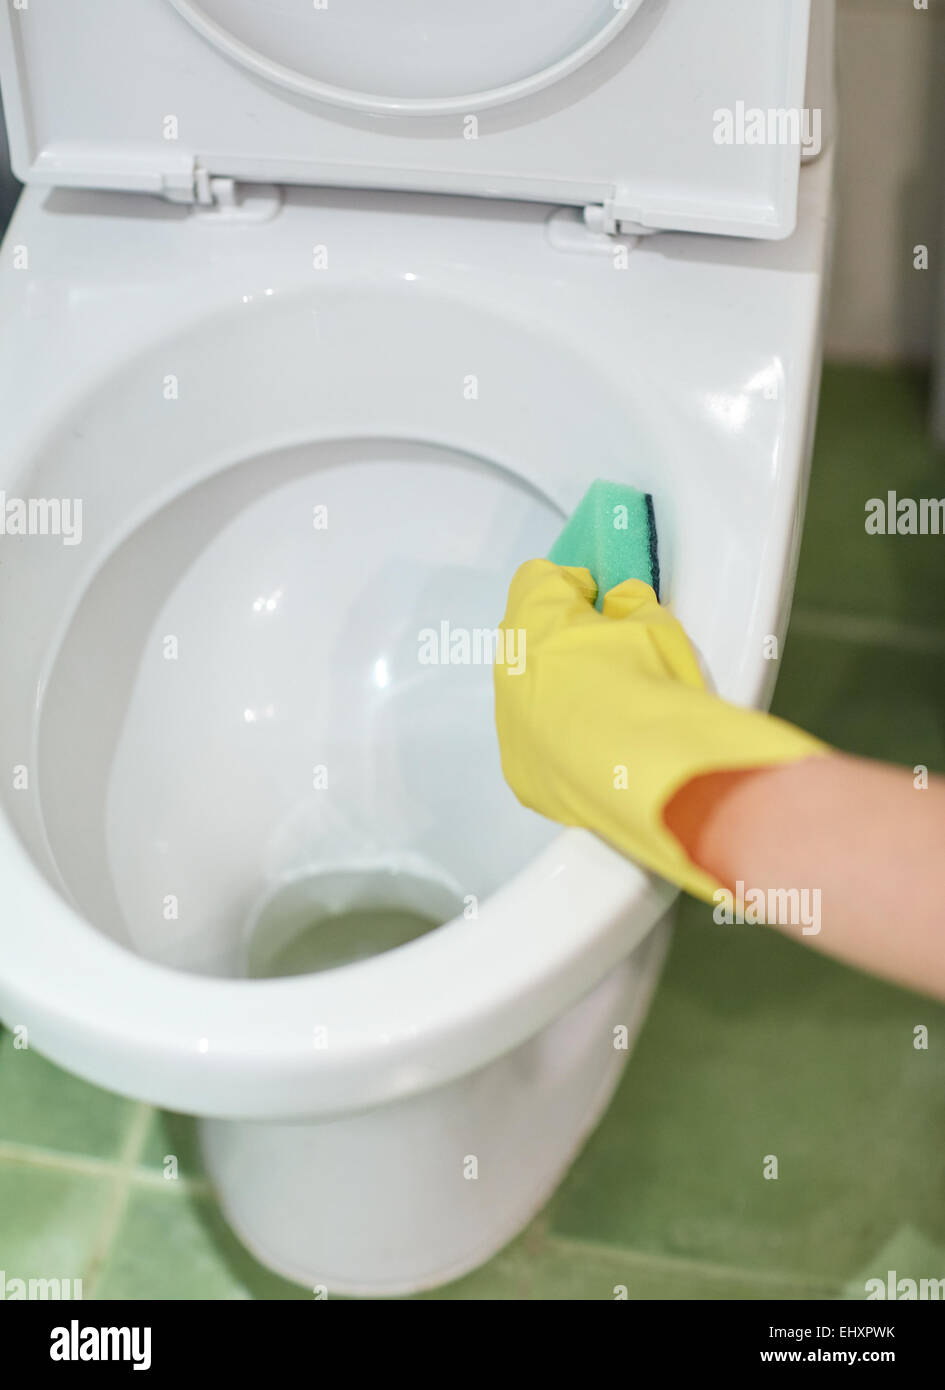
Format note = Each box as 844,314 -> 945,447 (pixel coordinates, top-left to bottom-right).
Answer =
0,1140 -> 126,1182
79,1103 -> 156,1299
789,606 -> 945,656
129,1168 -> 213,1197
542,1230 -> 843,1296
0,1136 -> 211,1196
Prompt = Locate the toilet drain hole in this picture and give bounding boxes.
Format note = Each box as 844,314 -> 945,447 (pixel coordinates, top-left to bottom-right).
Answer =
244,864 -> 464,978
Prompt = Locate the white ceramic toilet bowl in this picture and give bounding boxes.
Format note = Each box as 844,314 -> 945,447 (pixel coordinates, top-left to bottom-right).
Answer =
0,152 -> 832,1293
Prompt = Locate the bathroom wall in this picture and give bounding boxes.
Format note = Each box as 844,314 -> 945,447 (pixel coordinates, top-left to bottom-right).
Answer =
826,0 -> 944,364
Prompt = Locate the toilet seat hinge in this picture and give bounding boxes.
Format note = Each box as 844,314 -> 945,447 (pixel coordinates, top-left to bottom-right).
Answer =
583,191 -> 657,238
162,162 -> 283,222
191,174 -> 284,223
547,203 -> 649,256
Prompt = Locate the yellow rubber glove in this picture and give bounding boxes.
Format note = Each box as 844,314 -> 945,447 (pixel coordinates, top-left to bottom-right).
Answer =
494,560 -> 828,902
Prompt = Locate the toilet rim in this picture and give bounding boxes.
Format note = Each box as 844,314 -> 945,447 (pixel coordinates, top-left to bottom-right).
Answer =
0,809 -> 673,1119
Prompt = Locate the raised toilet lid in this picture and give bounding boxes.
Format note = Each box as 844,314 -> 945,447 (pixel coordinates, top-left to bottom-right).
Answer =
0,0 -> 814,238
169,0 -> 644,112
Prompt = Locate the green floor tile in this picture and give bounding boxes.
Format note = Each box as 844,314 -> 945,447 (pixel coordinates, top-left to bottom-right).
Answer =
550,898 -> 945,1283
0,1162 -> 112,1289
522,1240 -> 833,1301
0,1026 -> 134,1161
773,630 -> 945,769
92,1187 -> 311,1300
796,366 -> 945,626
136,1111 -> 205,1184
842,1226 -> 945,1301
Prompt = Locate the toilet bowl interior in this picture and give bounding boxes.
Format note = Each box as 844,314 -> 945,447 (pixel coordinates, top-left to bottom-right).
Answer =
37,435 -> 563,976
0,278 -> 674,979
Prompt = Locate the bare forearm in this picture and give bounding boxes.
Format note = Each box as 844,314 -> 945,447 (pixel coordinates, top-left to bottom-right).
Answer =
664,754 -> 945,1000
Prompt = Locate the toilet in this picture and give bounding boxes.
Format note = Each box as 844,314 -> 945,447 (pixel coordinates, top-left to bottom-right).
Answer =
0,1 -> 835,1295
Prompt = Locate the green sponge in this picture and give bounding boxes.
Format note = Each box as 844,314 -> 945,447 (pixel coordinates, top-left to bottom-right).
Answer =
548,479 -> 660,610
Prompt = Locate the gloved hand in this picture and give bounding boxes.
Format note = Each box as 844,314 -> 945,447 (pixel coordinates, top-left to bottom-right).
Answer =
493,560 -> 827,902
